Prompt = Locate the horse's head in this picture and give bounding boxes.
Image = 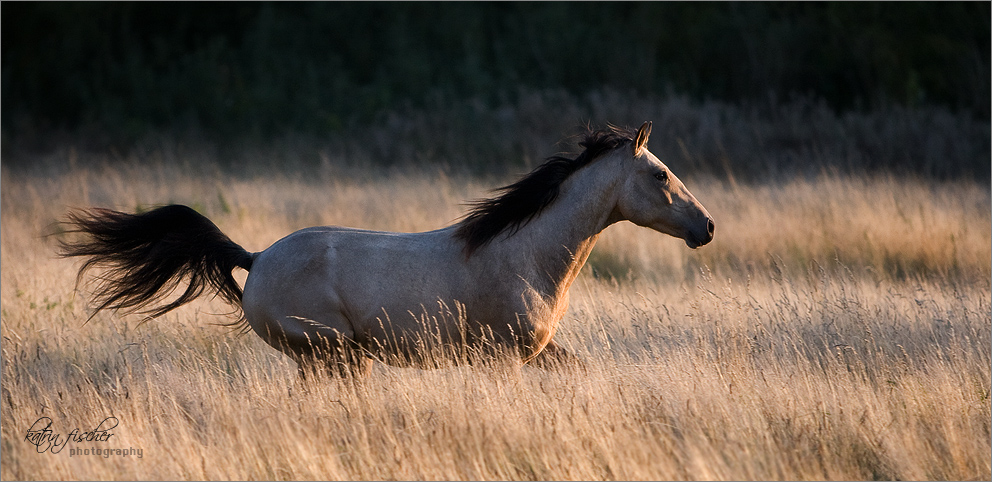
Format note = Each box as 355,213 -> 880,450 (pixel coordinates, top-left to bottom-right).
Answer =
612,121 -> 714,248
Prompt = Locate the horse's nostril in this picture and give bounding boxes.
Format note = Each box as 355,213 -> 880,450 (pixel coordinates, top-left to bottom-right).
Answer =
707,219 -> 715,236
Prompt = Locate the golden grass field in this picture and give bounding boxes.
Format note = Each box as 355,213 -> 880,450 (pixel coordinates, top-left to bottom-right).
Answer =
1,159 -> 990,480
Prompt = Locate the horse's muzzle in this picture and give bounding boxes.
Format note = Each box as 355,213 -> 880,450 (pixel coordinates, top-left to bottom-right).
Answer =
685,218 -> 715,249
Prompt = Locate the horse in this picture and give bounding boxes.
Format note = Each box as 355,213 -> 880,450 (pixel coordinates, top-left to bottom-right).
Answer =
59,122 -> 714,377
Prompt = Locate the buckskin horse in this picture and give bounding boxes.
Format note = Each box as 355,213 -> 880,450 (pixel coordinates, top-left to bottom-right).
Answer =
59,122 -> 714,376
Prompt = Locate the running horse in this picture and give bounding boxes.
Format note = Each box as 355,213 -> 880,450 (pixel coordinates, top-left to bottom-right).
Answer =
59,122 -> 714,376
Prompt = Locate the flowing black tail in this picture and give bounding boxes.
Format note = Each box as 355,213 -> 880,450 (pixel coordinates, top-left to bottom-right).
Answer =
58,204 -> 253,320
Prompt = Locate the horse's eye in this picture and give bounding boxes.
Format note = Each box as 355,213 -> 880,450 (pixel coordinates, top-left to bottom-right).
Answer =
654,171 -> 668,182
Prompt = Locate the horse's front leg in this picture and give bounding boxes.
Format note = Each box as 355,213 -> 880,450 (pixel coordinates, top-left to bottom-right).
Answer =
528,339 -> 587,372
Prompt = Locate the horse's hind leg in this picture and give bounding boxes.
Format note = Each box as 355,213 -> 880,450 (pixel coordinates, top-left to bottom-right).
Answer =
285,334 -> 372,380
293,339 -> 371,380
254,316 -> 371,380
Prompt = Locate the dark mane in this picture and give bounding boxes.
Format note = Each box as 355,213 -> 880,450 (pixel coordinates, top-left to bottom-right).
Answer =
454,125 -> 637,255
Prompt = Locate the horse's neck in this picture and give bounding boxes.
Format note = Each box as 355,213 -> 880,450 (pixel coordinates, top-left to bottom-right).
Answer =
499,161 -> 620,298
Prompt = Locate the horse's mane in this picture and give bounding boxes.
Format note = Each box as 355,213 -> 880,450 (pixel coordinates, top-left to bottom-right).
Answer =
454,125 -> 636,256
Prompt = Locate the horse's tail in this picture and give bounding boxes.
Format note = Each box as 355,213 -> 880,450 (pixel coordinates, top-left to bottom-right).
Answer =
58,204 -> 253,321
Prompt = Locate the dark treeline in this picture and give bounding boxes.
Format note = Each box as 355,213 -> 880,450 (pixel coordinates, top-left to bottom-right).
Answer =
2,2 -> 989,177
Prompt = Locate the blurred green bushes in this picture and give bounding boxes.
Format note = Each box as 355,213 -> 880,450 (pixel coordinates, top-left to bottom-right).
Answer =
2,2 -> 989,178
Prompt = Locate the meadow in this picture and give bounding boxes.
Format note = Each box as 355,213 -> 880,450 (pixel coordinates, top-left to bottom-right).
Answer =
1,156 -> 990,480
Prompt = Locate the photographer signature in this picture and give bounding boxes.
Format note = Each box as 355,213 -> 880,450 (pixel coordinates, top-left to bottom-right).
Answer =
24,416 -> 118,453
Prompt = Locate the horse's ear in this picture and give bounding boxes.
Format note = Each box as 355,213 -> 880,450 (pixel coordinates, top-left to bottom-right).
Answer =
634,121 -> 652,153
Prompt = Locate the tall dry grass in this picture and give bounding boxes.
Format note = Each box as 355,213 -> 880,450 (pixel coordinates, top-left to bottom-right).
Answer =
1,160 -> 989,480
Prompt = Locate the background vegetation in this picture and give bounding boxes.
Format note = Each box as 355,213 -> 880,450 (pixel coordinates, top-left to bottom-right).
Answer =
3,2 -> 989,179
1,165 -> 990,480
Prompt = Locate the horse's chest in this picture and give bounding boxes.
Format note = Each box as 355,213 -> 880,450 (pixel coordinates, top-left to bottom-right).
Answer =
517,289 -> 569,349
